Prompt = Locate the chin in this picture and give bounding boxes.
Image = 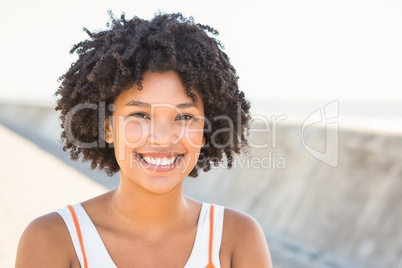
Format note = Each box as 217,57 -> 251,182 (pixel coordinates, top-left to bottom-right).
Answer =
132,173 -> 186,195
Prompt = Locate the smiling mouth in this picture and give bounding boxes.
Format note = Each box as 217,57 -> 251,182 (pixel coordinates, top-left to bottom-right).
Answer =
136,153 -> 183,166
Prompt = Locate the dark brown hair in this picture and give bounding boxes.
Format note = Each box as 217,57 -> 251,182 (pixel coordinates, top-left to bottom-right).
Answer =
55,11 -> 251,177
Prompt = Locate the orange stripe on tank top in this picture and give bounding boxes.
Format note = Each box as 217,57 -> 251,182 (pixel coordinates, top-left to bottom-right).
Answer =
68,205 -> 88,268
205,204 -> 215,268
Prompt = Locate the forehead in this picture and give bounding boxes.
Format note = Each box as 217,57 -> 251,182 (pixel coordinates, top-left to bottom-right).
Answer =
114,70 -> 203,108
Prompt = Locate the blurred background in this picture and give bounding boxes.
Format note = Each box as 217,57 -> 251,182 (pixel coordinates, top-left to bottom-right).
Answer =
1,0 -> 401,267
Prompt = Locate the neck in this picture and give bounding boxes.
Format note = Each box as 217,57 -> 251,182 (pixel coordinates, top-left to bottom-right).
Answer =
108,175 -> 189,229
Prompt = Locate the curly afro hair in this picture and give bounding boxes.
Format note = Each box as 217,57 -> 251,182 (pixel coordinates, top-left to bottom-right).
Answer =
55,11 -> 251,178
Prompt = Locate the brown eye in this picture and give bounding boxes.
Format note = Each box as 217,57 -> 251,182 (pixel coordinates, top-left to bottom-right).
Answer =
130,113 -> 150,119
176,114 -> 194,120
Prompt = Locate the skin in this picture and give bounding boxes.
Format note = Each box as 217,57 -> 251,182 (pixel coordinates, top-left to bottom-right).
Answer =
15,71 -> 272,268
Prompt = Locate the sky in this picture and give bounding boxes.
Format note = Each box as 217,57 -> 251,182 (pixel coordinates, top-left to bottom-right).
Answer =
0,0 -> 401,107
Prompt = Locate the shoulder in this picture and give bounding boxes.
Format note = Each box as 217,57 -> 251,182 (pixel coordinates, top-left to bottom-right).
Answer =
221,208 -> 272,268
15,212 -> 77,268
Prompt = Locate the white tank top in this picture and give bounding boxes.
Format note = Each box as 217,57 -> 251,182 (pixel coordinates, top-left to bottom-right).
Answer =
56,203 -> 224,268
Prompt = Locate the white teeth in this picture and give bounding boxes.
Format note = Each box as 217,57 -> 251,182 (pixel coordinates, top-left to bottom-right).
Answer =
161,158 -> 170,165
141,155 -> 177,166
143,156 -> 153,164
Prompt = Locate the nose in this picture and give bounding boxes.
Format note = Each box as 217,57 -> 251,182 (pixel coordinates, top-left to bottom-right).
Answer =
149,117 -> 180,147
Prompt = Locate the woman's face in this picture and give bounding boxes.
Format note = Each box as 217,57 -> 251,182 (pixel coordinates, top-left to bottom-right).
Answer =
107,70 -> 205,194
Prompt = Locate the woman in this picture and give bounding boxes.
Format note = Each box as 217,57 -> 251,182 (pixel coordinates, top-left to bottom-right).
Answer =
16,12 -> 272,268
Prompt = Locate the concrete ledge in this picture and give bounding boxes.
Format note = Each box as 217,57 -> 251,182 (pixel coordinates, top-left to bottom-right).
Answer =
184,123 -> 402,268
0,124 -> 108,267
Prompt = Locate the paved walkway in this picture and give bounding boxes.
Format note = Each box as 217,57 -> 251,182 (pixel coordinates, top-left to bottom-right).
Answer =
1,123 -> 333,268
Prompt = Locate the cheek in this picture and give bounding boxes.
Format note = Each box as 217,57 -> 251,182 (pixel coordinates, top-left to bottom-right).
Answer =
126,122 -> 148,142
114,122 -> 149,164
184,121 -> 205,149
118,121 -> 149,149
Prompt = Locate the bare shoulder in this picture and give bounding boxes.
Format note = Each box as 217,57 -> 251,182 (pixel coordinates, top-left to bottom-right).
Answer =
15,212 -> 76,268
221,208 -> 272,268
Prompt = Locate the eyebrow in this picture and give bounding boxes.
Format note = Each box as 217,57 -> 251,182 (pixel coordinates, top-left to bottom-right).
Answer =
125,100 -> 198,109
126,100 -> 151,108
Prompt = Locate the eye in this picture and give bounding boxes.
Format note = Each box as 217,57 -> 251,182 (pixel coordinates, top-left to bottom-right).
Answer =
129,113 -> 150,119
176,114 -> 195,120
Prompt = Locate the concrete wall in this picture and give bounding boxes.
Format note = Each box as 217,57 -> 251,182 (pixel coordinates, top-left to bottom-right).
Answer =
184,122 -> 402,268
2,102 -> 401,268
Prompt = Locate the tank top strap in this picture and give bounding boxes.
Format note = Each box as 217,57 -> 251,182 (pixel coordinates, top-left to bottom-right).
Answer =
56,204 -> 117,268
185,203 -> 225,268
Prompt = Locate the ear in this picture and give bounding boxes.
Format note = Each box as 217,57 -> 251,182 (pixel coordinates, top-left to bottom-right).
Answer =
201,135 -> 206,147
104,118 -> 114,143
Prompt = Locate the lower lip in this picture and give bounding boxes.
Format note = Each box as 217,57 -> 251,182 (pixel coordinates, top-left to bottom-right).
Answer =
137,154 -> 183,173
